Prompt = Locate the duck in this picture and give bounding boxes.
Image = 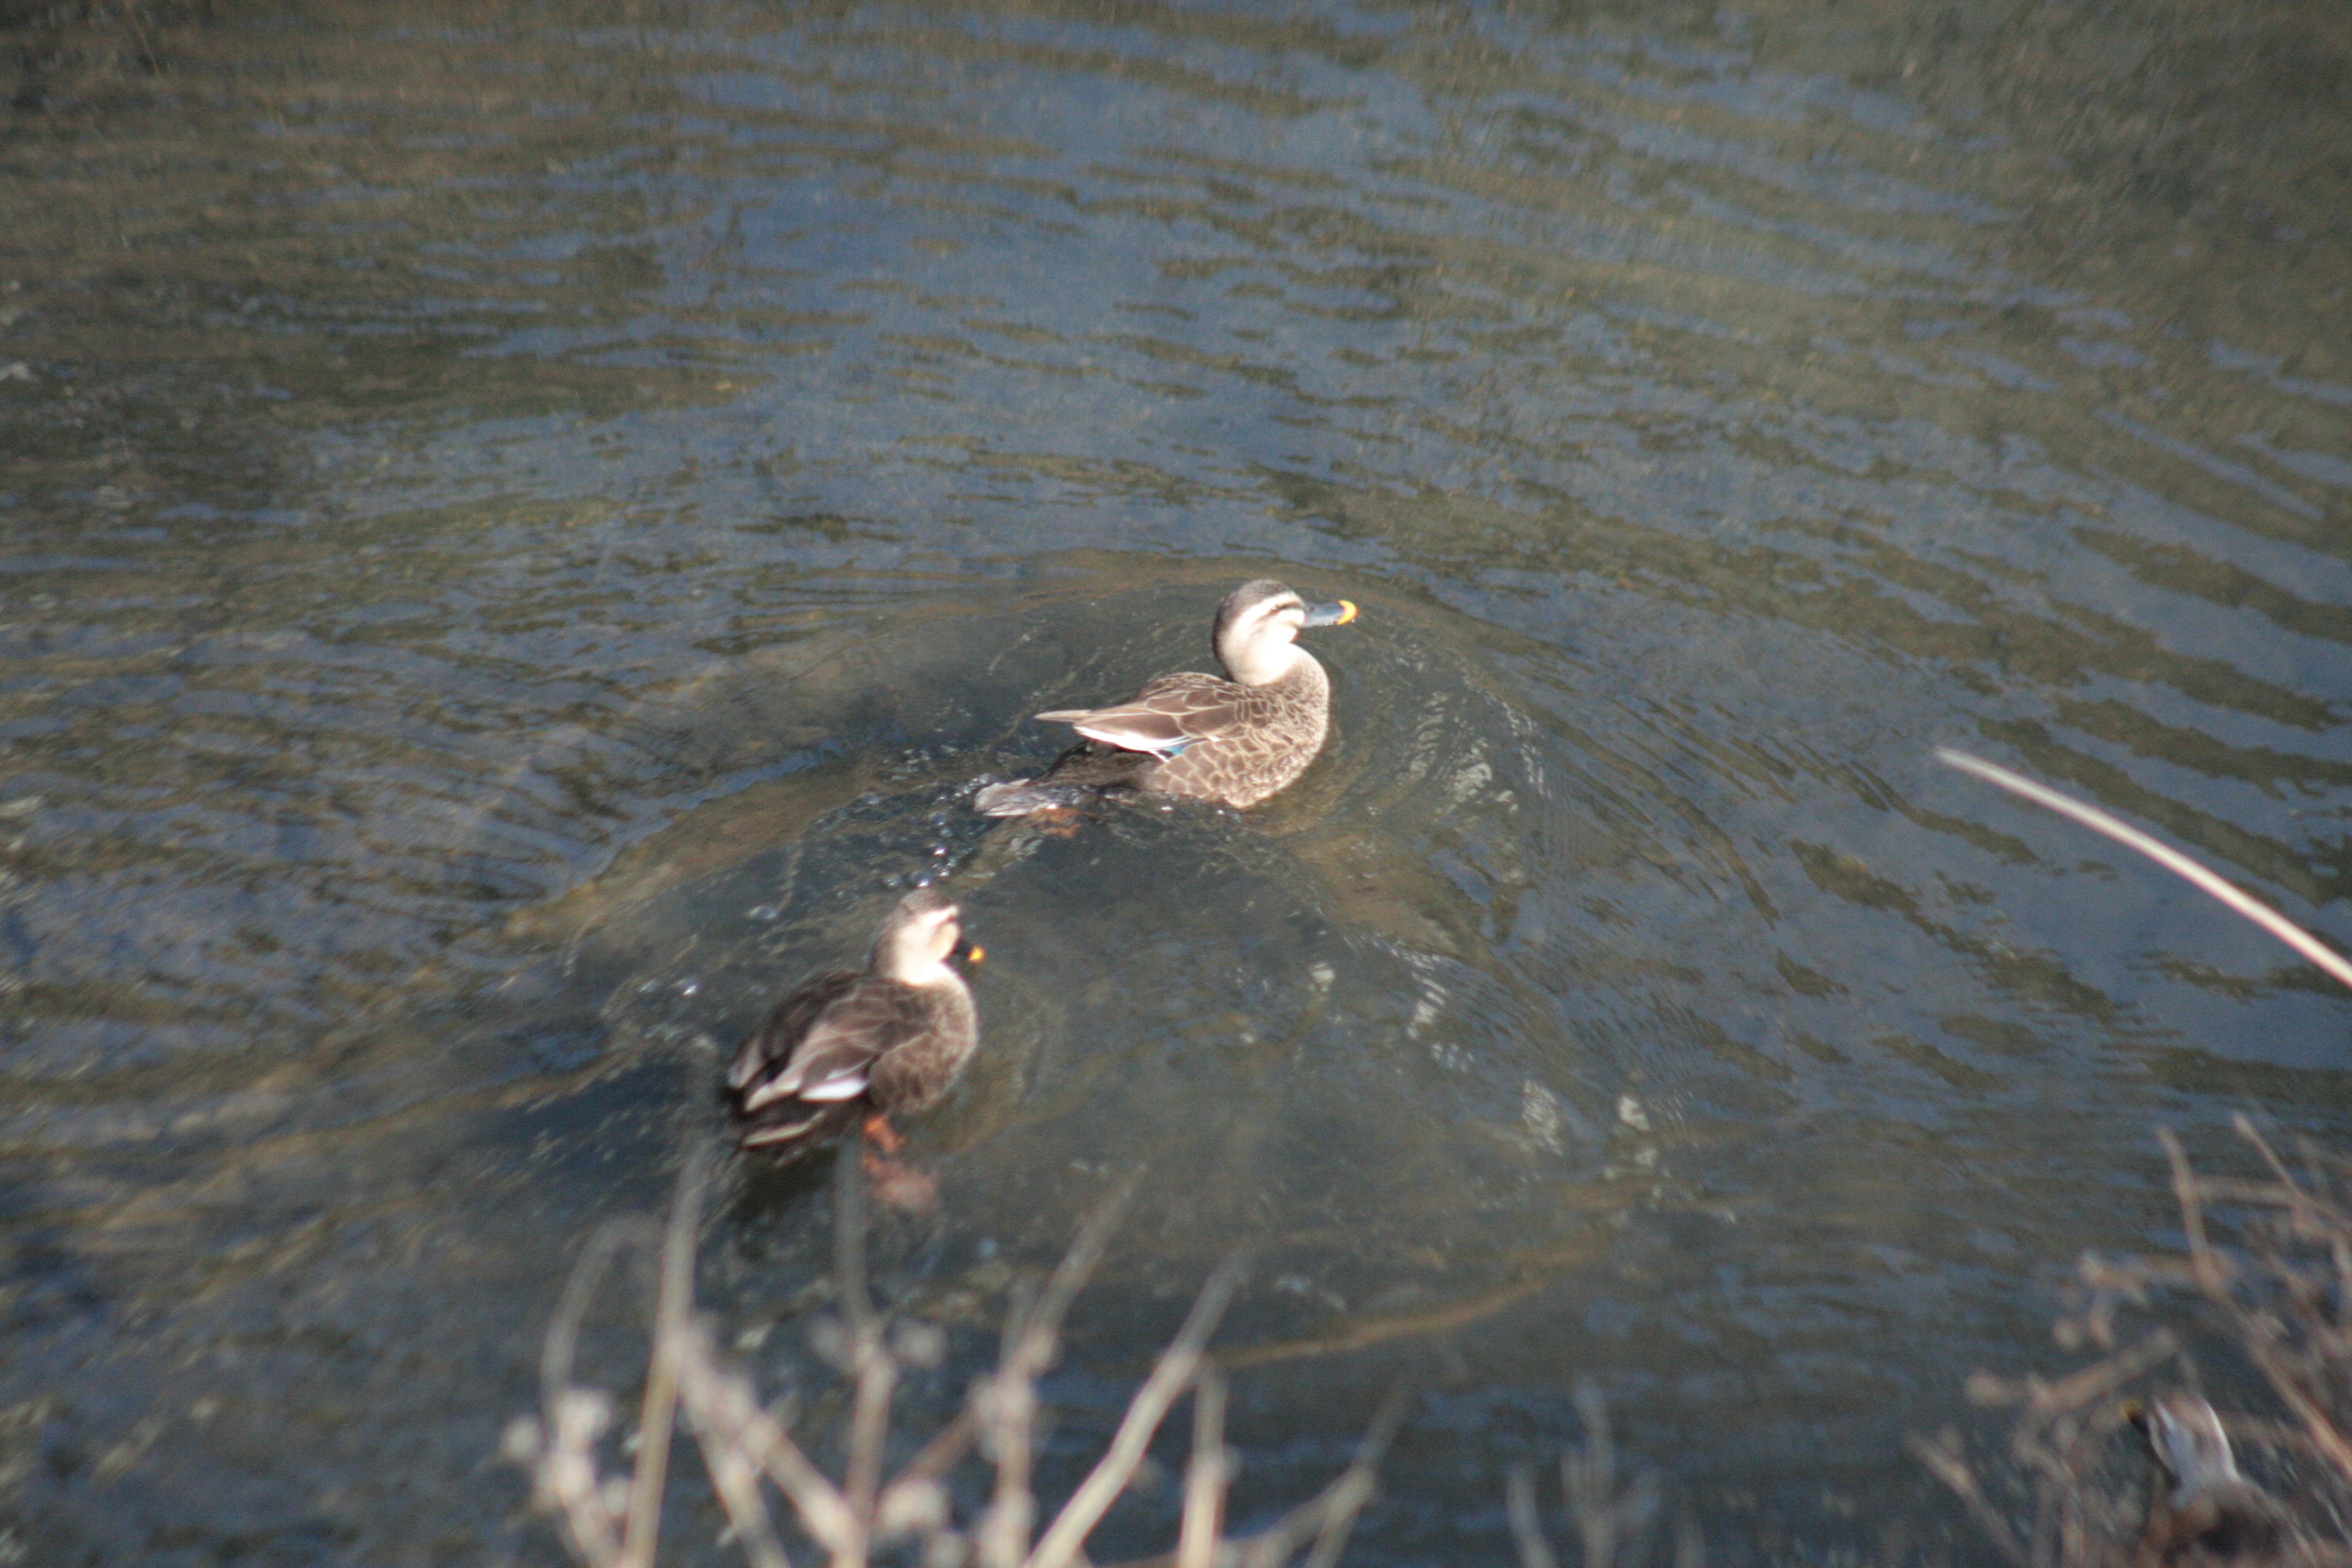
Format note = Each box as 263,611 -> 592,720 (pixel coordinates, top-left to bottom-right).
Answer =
2132,1393 -> 2297,1568
973,579 -> 1358,817
726,887 -> 982,1157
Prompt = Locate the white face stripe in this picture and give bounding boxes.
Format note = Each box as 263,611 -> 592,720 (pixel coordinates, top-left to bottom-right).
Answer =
1238,597 -> 1306,632
1216,589 -> 1314,684
883,903 -> 965,982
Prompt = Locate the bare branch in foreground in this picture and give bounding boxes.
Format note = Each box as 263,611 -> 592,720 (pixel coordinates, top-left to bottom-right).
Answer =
1174,1371 -> 1232,1568
1936,748 -> 2352,992
832,1145 -> 897,1533
978,1172 -> 1144,1568
1507,1466 -> 1559,1568
623,1147 -> 712,1568
1925,1124 -> 2352,1568
1028,1253 -> 1249,1568
1504,1383 -> 1667,1568
1234,1386 -> 1409,1568
510,1156 -> 1393,1568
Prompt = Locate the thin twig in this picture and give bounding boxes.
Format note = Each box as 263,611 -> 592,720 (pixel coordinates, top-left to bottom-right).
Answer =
542,1219 -> 654,1410
1024,1173 -> 1146,1371
975,1364 -> 1039,1568
2160,1129 -> 2229,1298
1969,1329 -> 2179,1419
731,1388 -> 864,1555
837,1139 -> 897,1539
1936,748 -> 2352,992
522,1217 -> 654,1568
1028,1254 -> 1250,1568
1175,1372 -> 1232,1568
978,1175 -> 1142,1568
1565,1378 -> 1621,1568
2236,1115 -> 2310,1201
837,1131 -> 875,1330
1506,1466 -> 1558,1568
877,1406 -> 979,1523
1302,1390 -> 1395,1568
1234,1388 -> 1408,1568
1673,1515 -> 1703,1568
676,1317 -> 797,1568
621,1148 -> 712,1568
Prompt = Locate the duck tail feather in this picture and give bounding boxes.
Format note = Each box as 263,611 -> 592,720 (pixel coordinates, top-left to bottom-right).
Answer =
737,1101 -> 858,1156
973,779 -> 1098,816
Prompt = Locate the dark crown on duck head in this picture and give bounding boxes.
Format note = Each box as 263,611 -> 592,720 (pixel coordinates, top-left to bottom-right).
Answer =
870,884 -> 960,967
888,885 -> 957,923
1213,579 -> 1298,643
874,883 -> 949,931
884,888 -> 955,926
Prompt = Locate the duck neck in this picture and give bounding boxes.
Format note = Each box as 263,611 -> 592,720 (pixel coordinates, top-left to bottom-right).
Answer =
875,932 -> 960,988
1222,639 -> 1315,687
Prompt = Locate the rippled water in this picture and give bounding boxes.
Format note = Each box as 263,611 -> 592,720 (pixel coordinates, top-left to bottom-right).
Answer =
2,0 -> 2348,1561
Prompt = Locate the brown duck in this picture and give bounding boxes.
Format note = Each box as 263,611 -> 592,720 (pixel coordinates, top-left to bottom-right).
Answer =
726,888 -> 982,1156
2133,1393 -> 2299,1568
973,579 -> 1357,816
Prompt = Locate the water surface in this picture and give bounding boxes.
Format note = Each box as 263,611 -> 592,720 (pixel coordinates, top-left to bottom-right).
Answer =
2,1 -> 2348,1562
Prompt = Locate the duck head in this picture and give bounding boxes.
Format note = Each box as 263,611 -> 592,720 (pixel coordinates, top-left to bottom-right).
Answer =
873,887 -> 982,984
1212,578 -> 1358,685
2134,1393 -> 2246,1504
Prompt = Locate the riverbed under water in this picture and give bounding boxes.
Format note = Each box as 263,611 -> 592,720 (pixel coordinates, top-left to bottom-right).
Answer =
2,1 -> 2348,1562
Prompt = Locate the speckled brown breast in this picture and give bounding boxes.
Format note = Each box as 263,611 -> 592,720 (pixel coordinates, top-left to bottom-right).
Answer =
867,981 -> 979,1112
1139,654 -> 1331,808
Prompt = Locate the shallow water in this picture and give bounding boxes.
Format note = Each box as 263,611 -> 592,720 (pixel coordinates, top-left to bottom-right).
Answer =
2,0 -> 2348,1562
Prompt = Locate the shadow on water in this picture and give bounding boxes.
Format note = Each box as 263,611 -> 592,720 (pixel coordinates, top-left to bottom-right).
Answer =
0,0 -> 2347,1562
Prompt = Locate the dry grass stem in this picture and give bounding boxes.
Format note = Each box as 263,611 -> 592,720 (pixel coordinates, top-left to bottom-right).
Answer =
1906,1431 -> 2029,1568
1931,749 -> 2352,1564
1507,1467 -> 1560,1568
1506,1382 -> 1669,1568
1936,750 -> 2352,992
625,1147 -> 712,1568
508,1154 -> 1394,1568
1297,1389 -> 1406,1568
1028,1254 -> 1249,1568
833,1144 -> 897,1530
1924,1120 -> 2352,1567
1235,1389 -> 1408,1568
1174,1372 -> 1232,1568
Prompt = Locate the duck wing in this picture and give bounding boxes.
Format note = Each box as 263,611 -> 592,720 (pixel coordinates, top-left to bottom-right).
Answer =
727,968 -> 859,1093
1035,672 -> 1253,758
737,978 -> 934,1114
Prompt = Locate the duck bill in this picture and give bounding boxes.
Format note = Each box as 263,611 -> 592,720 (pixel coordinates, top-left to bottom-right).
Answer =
1300,599 -> 1358,627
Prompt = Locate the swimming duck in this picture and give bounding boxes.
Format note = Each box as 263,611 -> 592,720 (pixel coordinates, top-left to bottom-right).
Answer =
2133,1393 -> 2296,1568
973,579 -> 1357,816
726,888 -> 982,1156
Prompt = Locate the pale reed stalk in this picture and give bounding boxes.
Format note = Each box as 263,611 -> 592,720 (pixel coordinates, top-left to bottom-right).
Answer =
513,1155 -> 1395,1568
1936,748 -> 2352,991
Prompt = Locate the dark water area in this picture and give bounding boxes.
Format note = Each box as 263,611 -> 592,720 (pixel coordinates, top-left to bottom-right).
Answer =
1,0 -> 2348,1562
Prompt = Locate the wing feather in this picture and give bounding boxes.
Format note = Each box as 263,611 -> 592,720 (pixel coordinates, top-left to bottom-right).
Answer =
727,968 -> 859,1090
734,979 -> 930,1112
1033,672 -> 1256,757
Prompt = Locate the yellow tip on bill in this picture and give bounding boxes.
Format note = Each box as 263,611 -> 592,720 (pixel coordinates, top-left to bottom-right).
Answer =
1337,600 -> 1359,624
